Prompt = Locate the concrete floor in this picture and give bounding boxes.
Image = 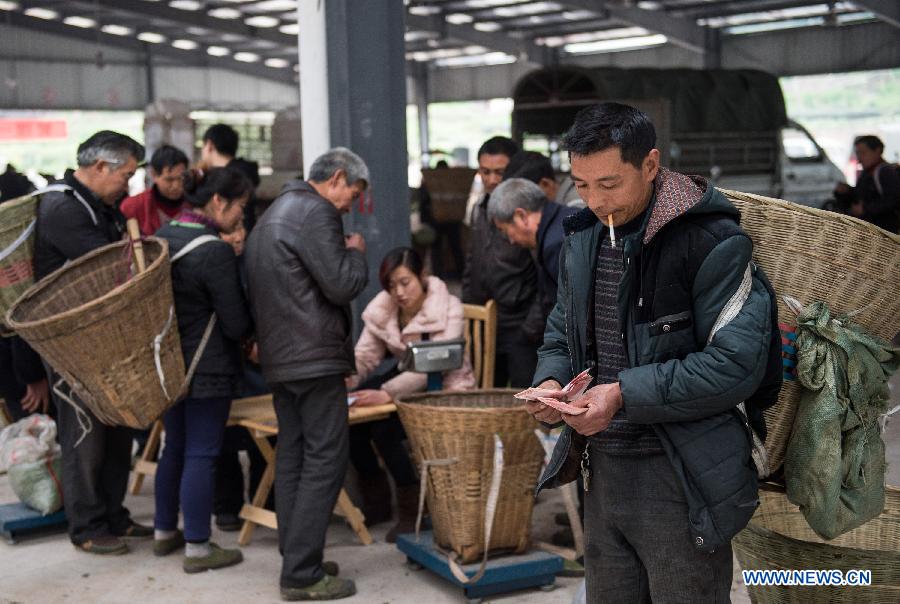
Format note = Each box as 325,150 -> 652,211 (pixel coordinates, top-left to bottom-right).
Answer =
0,371 -> 897,604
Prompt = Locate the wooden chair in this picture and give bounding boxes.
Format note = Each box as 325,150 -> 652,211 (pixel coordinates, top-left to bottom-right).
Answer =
462,300 -> 497,389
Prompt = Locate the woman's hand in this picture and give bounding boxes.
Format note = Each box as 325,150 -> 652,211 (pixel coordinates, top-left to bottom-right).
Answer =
353,389 -> 392,407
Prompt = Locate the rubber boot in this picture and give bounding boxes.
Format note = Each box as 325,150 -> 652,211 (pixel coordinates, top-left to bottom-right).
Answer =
385,485 -> 419,543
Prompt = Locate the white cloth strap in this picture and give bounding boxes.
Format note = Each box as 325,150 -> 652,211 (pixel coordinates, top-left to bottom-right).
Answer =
37,184 -> 97,226
707,262 -> 771,478
170,234 -> 223,262
153,234 -> 224,401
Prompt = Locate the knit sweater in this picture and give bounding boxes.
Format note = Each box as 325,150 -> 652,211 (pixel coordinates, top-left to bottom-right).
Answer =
591,212 -> 663,455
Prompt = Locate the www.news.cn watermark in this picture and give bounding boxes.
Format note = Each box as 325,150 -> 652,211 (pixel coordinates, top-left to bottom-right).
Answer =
743,569 -> 872,587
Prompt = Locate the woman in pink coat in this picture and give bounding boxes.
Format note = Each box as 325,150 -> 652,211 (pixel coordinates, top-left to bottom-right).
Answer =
348,247 -> 475,542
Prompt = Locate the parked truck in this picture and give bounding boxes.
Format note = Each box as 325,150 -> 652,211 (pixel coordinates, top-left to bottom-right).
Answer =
512,67 -> 842,207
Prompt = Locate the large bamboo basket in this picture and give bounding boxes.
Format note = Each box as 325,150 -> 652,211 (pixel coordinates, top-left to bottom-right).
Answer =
733,486 -> 900,603
721,190 -> 900,475
6,238 -> 185,428
0,193 -> 39,334
396,390 -> 544,563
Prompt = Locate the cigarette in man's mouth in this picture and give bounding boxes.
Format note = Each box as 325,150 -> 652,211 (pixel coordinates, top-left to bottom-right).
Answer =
608,214 -> 616,248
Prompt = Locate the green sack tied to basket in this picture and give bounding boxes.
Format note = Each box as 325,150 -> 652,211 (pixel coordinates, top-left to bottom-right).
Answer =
784,298 -> 900,540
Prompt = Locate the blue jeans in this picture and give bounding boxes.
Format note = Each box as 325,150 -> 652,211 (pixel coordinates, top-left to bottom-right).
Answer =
154,396 -> 232,542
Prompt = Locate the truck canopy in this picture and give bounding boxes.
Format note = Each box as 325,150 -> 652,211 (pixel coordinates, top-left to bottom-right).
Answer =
512,66 -> 788,138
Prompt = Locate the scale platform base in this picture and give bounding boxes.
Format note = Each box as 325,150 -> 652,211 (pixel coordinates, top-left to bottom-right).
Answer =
0,502 -> 67,544
396,531 -> 563,603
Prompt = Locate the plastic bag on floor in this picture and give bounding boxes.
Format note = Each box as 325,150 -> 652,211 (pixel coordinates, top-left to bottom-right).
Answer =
0,414 -> 63,514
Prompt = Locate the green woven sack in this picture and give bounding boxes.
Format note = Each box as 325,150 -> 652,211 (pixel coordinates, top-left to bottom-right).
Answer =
7,452 -> 64,515
785,301 -> 900,539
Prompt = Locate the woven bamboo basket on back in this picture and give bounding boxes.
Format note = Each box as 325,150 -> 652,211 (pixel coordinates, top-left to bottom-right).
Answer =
396,390 -> 544,564
721,190 -> 900,475
733,486 -> 900,603
6,238 -> 185,428
0,193 -> 40,334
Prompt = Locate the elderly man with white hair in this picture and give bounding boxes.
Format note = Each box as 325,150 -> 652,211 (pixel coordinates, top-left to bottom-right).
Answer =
488,177 -> 579,341
245,147 -> 369,601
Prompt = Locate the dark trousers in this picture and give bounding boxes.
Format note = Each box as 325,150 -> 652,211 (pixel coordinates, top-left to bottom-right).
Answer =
215,366 -> 271,516
349,365 -> 417,488
53,383 -> 133,544
584,449 -> 733,603
214,427 -> 269,515
494,324 -> 538,388
155,396 -> 231,542
349,415 -> 417,487
430,222 -> 465,278
273,375 -> 349,588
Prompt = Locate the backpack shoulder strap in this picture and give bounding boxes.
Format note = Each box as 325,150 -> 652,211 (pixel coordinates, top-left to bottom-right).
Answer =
170,234 -> 223,263
33,183 -> 98,226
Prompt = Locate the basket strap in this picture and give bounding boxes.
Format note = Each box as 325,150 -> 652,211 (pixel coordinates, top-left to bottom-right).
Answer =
153,306 -> 177,400
152,234 -> 225,401
416,434 -> 505,585
177,314 -> 217,400
707,263 -> 771,478
0,218 -> 35,263
51,378 -> 93,448
152,308 -> 217,403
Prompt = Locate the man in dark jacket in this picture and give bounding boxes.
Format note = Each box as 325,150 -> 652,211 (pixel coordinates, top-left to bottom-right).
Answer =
526,104 -> 773,602
245,147 -> 368,601
462,136 -> 538,387
487,177 -> 579,341
200,123 -> 261,231
834,135 -> 899,233
34,130 -> 151,555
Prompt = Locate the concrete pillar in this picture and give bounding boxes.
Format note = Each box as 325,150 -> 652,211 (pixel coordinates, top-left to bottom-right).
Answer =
297,0 -> 331,175
297,0 -> 410,325
411,63 -> 431,166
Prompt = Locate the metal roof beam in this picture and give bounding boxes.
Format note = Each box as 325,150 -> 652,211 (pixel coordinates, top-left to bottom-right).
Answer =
1,11 -> 297,85
57,0 -> 296,47
853,0 -> 900,29
406,13 -> 553,64
562,0 -> 711,54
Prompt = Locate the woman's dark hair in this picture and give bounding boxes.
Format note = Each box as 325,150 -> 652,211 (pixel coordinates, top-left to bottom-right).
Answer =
185,166 -> 252,208
853,135 -> 884,153
562,102 -> 656,168
378,247 -> 424,291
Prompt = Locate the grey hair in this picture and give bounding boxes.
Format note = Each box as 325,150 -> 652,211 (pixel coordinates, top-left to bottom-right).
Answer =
307,147 -> 370,188
487,178 -> 547,223
76,130 -> 145,168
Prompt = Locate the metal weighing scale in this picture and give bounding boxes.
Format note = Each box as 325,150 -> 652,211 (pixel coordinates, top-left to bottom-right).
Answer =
397,531 -> 564,603
0,502 -> 67,544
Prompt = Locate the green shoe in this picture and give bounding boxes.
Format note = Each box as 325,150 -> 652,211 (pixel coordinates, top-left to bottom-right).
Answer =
154,531 -> 185,557
75,535 -> 129,556
280,575 -> 357,601
116,521 -> 154,540
182,543 -> 243,574
558,558 -> 585,578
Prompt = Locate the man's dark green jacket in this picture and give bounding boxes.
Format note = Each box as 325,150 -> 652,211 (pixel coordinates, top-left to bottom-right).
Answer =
535,167 -> 773,553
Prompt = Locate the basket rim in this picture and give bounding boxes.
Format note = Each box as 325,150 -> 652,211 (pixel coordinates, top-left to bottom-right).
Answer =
396,388 -> 527,409
739,485 -> 900,560
5,237 -> 169,330
719,188 -> 900,244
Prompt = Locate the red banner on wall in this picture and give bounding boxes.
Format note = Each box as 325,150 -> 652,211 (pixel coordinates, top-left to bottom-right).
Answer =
0,119 -> 68,141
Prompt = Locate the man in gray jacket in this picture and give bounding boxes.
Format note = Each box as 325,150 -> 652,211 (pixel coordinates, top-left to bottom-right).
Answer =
245,148 -> 369,601
527,104 -> 775,602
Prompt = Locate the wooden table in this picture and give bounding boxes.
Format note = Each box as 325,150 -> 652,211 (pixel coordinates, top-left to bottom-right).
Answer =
129,395 -> 397,547
232,395 -> 397,546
